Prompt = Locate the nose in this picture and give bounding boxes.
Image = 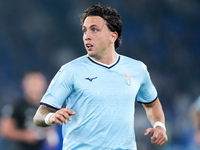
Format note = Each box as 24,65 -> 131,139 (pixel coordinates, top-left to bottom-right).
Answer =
83,31 -> 91,41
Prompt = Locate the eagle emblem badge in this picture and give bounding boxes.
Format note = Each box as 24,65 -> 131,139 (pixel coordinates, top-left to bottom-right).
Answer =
121,74 -> 134,86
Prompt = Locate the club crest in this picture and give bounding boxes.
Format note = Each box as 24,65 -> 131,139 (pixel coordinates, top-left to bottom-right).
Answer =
121,74 -> 134,86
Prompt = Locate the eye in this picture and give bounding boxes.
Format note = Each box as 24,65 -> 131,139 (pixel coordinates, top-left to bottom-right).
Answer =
82,27 -> 87,34
82,29 -> 86,33
91,28 -> 98,33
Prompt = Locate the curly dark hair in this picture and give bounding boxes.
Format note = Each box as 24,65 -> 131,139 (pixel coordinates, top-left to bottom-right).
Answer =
80,4 -> 122,49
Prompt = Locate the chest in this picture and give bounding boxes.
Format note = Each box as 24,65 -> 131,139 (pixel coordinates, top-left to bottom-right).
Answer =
72,67 -> 142,103
15,104 -> 37,129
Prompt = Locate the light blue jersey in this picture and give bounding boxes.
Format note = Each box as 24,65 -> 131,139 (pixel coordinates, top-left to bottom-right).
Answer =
40,55 -> 157,150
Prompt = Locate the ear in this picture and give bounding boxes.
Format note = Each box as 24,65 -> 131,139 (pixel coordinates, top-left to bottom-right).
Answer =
111,31 -> 118,42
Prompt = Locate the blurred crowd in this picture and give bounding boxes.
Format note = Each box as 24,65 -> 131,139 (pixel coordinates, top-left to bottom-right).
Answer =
0,0 -> 200,150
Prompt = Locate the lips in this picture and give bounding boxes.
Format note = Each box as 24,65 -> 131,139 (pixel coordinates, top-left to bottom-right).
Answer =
86,43 -> 93,50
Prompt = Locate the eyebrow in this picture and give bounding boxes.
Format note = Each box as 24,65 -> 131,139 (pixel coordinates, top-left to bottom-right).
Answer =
82,20 -> 106,31
82,24 -> 99,29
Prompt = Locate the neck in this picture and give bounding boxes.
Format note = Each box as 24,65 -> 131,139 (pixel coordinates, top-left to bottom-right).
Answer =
88,52 -> 118,66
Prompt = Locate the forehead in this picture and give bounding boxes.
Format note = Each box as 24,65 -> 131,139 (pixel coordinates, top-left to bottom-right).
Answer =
83,16 -> 106,28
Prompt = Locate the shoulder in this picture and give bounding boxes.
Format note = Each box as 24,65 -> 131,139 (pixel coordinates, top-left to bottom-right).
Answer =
61,55 -> 87,71
119,55 -> 147,69
11,98 -> 27,108
1,99 -> 28,117
14,99 -> 32,110
53,55 -> 87,79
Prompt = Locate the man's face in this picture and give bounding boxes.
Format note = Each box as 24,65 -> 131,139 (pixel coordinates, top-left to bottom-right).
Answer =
23,73 -> 47,103
82,16 -> 115,59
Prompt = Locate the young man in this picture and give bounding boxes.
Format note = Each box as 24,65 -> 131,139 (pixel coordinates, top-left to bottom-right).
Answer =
33,4 -> 168,150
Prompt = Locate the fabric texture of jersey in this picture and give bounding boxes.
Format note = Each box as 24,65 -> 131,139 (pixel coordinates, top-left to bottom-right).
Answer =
40,55 -> 157,150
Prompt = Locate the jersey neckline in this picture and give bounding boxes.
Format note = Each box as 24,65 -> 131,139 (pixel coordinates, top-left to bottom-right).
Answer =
87,55 -> 120,69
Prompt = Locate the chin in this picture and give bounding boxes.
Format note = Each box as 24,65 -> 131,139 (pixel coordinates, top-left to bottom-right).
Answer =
87,51 -> 95,57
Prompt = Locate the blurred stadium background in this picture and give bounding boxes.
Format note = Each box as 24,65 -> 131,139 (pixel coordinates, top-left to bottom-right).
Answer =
0,0 -> 200,150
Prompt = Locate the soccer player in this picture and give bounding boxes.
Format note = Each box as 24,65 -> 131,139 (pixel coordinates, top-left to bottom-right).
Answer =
0,71 -> 60,150
1,72 -> 46,150
33,4 -> 168,150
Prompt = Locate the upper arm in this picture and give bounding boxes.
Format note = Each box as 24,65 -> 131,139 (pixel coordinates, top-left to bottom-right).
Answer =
142,97 -> 159,110
0,117 -> 16,136
191,104 -> 200,130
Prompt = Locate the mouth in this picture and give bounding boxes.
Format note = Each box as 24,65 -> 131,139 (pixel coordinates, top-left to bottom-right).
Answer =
86,43 -> 93,50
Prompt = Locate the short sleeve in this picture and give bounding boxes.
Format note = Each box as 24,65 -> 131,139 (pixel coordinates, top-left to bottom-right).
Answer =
40,65 -> 74,109
136,63 -> 157,103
